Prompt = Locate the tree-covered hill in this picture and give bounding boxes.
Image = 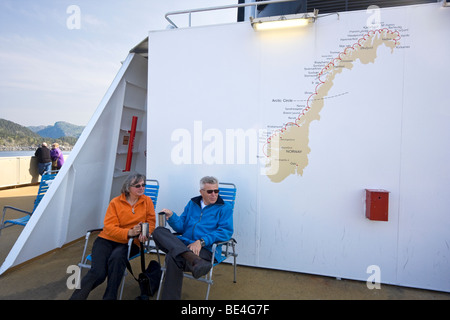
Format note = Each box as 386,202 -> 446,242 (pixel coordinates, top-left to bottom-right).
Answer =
0,118 -> 82,151
28,121 -> 84,139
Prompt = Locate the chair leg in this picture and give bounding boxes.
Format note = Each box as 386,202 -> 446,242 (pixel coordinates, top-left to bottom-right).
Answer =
233,255 -> 237,283
204,265 -> 215,300
118,273 -> 127,300
205,283 -> 211,300
156,268 -> 166,300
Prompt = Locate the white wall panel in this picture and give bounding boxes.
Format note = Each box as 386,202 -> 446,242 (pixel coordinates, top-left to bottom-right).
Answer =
147,3 -> 450,292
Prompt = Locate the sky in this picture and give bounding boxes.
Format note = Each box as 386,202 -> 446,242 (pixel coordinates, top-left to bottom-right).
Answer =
0,0 -> 238,127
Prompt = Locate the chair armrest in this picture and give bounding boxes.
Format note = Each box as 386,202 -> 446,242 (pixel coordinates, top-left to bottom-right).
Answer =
85,228 -> 103,240
213,238 -> 237,250
3,205 -> 32,216
211,238 -> 237,262
87,228 -> 103,233
214,238 -> 236,246
79,228 -> 103,264
2,206 -> 32,225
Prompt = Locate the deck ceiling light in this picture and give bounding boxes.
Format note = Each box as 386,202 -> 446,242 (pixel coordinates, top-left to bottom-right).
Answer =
251,12 -> 317,31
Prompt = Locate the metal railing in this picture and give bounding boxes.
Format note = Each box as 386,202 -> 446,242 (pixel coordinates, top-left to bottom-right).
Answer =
165,0 -> 296,28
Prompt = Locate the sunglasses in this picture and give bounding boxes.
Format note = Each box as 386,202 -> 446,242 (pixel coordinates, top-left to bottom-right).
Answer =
204,189 -> 219,194
131,183 -> 146,188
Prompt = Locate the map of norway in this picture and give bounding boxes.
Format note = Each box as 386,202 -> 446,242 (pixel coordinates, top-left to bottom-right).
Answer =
263,27 -> 404,183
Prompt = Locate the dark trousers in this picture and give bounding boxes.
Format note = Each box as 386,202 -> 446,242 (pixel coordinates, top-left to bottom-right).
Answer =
70,237 -> 138,300
152,227 -> 212,300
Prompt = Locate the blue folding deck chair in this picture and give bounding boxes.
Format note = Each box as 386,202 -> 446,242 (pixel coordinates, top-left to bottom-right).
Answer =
77,179 -> 160,299
0,170 -> 58,236
156,182 -> 237,300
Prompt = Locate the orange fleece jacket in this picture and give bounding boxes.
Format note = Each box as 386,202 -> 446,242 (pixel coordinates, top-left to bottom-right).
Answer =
99,193 -> 155,245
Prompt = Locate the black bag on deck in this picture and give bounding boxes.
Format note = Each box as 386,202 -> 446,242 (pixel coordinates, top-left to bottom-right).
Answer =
137,260 -> 162,299
126,243 -> 162,300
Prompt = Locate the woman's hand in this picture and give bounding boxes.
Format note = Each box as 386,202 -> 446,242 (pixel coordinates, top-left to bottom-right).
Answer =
138,234 -> 148,242
139,230 -> 149,243
128,223 -> 141,238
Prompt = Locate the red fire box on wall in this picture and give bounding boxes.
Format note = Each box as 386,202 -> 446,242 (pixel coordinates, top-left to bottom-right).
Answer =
365,189 -> 389,221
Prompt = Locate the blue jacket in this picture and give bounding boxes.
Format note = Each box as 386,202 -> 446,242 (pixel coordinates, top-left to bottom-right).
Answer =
168,195 -> 233,262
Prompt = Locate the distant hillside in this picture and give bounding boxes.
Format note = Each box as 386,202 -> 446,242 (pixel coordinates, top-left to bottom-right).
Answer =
0,118 -> 82,151
28,121 -> 85,139
0,119 -> 41,145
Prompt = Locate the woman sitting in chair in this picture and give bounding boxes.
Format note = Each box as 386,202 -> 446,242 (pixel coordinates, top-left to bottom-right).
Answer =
70,173 -> 156,300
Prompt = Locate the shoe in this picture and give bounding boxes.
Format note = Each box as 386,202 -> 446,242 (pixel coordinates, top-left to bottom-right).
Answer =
187,257 -> 212,279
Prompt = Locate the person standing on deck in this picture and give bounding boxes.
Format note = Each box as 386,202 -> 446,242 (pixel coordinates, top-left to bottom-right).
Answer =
34,142 -> 52,175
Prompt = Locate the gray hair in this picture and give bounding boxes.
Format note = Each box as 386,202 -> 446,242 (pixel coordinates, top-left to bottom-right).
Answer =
200,176 -> 219,189
121,173 -> 146,197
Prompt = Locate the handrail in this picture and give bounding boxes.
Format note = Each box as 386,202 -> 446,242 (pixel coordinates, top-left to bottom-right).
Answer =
165,0 -> 296,28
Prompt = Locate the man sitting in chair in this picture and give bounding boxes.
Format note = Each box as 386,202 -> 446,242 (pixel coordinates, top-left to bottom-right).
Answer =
153,176 -> 233,300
